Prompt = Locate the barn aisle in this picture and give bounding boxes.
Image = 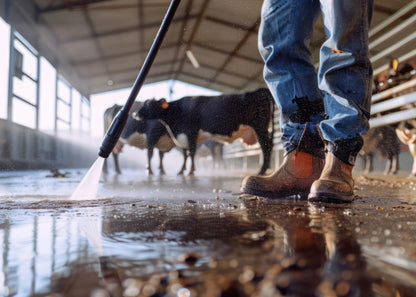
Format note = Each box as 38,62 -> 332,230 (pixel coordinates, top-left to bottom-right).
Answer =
1,169 -> 415,296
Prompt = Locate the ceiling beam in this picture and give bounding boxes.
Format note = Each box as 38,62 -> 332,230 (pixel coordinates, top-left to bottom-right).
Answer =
54,14 -> 258,46
71,39 -> 263,78
38,0 -> 113,13
71,43 -> 179,65
192,41 -> 262,64
58,15 -> 198,45
84,60 -> 253,81
205,15 -> 257,33
87,70 -> 239,92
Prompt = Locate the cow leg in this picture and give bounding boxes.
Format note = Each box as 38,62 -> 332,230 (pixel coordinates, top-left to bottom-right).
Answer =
391,153 -> 399,175
364,154 -> 373,174
209,146 -> 217,170
147,147 -> 154,176
113,153 -> 121,174
217,144 -> 225,169
159,150 -> 166,175
254,128 -> 273,175
177,149 -> 187,175
410,143 -> 416,177
384,157 -> 392,175
188,141 -> 197,176
188,150 -> 196,176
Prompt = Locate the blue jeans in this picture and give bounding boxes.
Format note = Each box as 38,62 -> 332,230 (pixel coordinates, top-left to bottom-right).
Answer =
259,0 -> 374,165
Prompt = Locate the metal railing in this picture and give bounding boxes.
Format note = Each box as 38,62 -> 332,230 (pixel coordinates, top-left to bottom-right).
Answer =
369,78 -> 416,128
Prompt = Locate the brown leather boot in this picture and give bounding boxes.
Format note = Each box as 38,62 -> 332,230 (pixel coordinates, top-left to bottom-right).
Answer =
308,152 -> 354,203
241,150 -> 325,197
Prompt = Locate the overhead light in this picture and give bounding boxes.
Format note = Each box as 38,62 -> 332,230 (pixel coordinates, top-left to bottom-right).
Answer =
107,80 -> 113,86
186,50 -> 200,69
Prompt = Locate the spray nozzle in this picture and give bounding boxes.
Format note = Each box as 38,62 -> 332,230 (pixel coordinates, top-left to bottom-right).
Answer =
98,110 -> 128,158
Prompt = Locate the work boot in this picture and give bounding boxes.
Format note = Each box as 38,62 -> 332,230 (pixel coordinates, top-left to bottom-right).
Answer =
241,150 -> 325,198
308,152 -> 354,203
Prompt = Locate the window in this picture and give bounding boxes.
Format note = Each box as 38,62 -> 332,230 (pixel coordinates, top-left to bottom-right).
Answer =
71,89 -> 81,131
12,97 -> 36,128
0,17 -> 10,119
13,74 -> 37,105
81,97 -> 90,133
10,33 -> 39,129
39,57 -> 56,133
56,76 -> 71,132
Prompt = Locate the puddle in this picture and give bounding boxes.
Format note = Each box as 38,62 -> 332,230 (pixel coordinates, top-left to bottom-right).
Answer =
1,171 -> 416,296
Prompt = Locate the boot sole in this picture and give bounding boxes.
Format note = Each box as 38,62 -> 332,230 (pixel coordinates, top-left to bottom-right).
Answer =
241,186 -> 309,199
308,191 -> 354,203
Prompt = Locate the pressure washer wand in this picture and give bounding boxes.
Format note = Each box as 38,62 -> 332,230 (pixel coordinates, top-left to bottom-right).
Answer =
98,0 -> 181,158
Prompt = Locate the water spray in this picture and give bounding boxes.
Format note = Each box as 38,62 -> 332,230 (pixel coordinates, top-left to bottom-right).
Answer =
98,0 -> 181,158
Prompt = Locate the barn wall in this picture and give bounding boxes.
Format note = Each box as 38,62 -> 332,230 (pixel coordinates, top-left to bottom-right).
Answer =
0,119 -> 96,170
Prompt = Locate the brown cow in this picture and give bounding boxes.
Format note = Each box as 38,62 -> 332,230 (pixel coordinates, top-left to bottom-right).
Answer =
359,126 -> 400,175
372,57 -> 415,94
396,119 -> 416,177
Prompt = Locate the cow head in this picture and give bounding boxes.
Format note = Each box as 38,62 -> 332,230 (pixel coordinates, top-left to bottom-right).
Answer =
137,98 -> 169,120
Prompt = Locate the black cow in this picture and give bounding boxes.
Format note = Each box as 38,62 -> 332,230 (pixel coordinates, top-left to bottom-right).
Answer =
103,102 -> 175,175
119,101 -> 176,175
359,125 -> 400,175
103,104 -> 122,174
137,88 -> 275,176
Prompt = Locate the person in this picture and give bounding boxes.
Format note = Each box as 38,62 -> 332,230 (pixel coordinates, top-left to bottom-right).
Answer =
241,0 -> 374,203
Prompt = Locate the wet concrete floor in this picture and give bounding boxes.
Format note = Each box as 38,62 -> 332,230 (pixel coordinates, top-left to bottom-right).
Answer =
0,168 -> 416,297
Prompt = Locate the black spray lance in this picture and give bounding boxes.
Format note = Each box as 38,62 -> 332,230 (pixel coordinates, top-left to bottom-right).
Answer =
98,0 -> 181,158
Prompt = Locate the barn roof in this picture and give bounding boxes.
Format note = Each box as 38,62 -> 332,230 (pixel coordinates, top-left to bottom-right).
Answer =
23,0 -> 416,94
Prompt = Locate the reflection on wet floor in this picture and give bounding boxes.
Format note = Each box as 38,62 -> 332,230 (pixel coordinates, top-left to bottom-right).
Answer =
0,170 -> 416,296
